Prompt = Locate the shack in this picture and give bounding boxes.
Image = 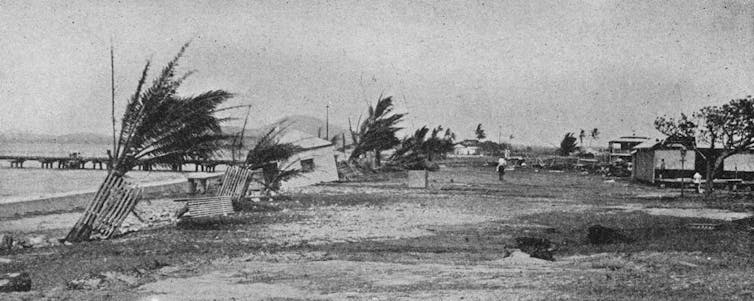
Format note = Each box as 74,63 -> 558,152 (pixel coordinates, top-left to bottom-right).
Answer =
632,139 -> 695,183
276,129 -> 339,189
632,137 -> 754,184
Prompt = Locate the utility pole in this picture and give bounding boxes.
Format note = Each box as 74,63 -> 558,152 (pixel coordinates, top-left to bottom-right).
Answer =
110,40 -> 116,165
325,103 -> 330,140
680,148 -> 687,197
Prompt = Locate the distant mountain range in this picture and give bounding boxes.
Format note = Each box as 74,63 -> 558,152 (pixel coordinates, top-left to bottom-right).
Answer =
223,114 -> 348,141
1,115 -> 348,145
0,131 -> 112,144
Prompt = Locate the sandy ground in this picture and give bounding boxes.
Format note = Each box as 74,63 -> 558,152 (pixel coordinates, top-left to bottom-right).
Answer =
137,251 -> 566,301
2,168 -> 753,300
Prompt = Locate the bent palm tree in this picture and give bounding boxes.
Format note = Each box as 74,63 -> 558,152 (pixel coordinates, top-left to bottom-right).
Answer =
349,96 -> 405,167
246,128 -> 302,198
66,42 -> 233,242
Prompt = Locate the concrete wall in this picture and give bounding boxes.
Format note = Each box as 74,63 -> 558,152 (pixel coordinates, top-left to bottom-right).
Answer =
0,177 -> 191,218
280,145 -> 339,189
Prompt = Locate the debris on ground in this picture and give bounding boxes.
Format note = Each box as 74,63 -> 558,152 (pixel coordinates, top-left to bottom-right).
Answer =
514,237 -> 555,261
0,272 -> 32,292
66,274 -> 105,290
0,234 -> 13,250
587,224 -> 632,245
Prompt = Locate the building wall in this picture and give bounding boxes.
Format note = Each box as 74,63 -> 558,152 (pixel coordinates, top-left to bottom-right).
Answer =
654,149 -> 695,170
633,149 -> 655,182
724,153 -> 754,172
280,145 -> 339,189
454,146 -> 479,156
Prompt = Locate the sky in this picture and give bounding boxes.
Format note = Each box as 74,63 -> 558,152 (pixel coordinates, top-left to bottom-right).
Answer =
1,0 -> 754,146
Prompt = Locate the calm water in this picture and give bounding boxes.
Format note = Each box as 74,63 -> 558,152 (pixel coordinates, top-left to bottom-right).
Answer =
0,142 -> 189,202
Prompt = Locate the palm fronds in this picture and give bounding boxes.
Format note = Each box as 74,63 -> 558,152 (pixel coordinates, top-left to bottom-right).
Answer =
66,42 -> 232,242
112,42 -> 233,174
245,127 -> 303,196
349,96 -> 405,166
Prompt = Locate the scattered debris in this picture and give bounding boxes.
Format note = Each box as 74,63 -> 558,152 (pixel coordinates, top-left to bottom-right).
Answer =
0,272 -> 32,292
587,225 -> 633,245
687,223 -> 722,231
101,271 -> 139,286
514,237 -> 555,261
25,234 -> 48,248
0,234 -> 13,250
66,274 -> 105,290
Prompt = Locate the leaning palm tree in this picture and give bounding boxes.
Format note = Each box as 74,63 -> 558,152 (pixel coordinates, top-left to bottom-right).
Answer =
245,127 -> 302,198
65,42 -> 233,242
349,96 -> 405,167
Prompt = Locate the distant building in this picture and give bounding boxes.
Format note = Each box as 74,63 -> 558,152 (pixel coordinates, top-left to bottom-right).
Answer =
608,136 -> 650,162
453,139 -> 481,156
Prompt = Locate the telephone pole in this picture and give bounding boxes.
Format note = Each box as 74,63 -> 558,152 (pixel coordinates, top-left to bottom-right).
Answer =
325,103 -> 330,140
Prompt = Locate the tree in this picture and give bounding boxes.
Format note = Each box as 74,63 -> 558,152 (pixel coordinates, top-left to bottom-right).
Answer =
423,126 -> 455,161
559,133 -> 578,156
390,125 -> 455,169
475,123 -> 486,140
655,97 -> 754,193
590,128 -> 599,147
246,128 -> 302,197
349,96 -> 405,167
390,126 -> 430,169
66,42 -> 233,242
478,141 -> 508,156
109,43 -> 233,175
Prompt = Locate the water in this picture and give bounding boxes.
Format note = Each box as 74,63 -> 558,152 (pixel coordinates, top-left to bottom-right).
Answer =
0,142 -> 186,203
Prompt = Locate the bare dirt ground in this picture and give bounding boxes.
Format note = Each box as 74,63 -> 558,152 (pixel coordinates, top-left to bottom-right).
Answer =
1,166 -> 753,300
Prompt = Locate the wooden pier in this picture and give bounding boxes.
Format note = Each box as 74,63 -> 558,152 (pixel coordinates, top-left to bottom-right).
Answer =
0,155 -> 236,171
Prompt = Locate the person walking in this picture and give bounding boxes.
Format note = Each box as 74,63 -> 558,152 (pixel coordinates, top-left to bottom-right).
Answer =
497,157 -> 507,181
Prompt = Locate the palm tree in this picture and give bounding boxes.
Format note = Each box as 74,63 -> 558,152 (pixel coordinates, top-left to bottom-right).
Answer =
111,42 -> 233,174
560,132 -> 578,156
590,128 -> 599,147
245,127 -> 302,197
390,125 -> 456,169
66,42 -> 233,242
475,123 -> 486,140
349,96 -> 405,167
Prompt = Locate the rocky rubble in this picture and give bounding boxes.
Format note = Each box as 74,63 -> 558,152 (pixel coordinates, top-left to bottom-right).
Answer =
0,272 -> 32,292
0,234 -> 67,250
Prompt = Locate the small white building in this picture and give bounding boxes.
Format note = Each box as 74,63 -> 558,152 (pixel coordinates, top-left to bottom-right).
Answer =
453,140 -> 481,156
277,129 -> 339,189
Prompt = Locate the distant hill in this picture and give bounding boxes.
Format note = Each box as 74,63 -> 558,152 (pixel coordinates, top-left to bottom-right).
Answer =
223,115 -> 348,142
0,130 -> 111,144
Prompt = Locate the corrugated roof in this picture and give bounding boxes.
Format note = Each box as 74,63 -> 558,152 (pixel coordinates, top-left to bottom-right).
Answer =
609,136 -> 651,143
632,140 -> 661,149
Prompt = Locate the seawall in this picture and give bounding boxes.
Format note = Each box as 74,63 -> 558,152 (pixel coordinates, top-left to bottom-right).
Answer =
0,174 -> 223,219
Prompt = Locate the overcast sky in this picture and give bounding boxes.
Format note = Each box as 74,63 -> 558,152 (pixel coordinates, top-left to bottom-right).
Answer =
1,0 -> 753,146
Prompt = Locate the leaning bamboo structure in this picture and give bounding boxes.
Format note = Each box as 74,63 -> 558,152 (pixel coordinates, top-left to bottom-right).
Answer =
65,172 -> 142,242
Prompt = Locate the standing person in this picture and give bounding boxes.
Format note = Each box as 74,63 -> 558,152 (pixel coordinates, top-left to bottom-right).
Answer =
658,159 -> 666,179
497,157 -> 507,181
693,172 -> 703,194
